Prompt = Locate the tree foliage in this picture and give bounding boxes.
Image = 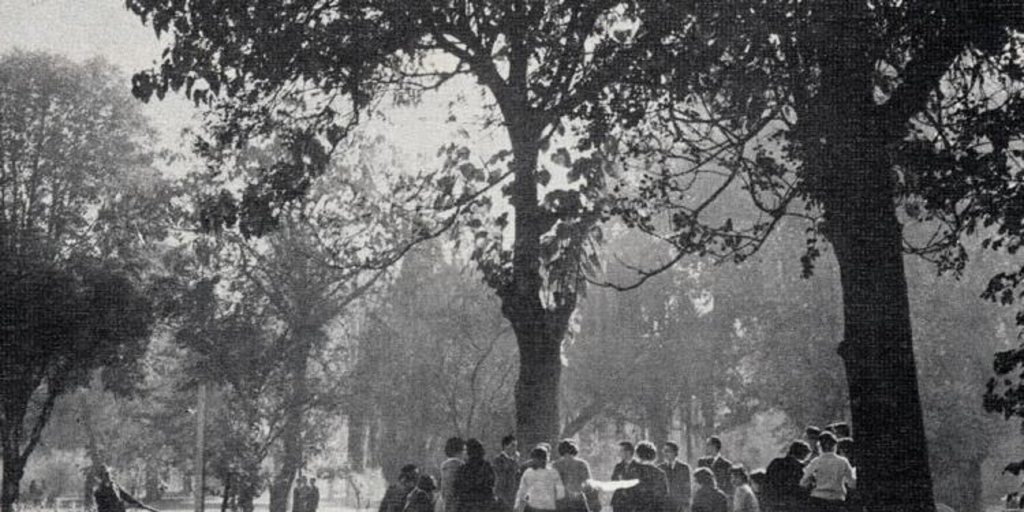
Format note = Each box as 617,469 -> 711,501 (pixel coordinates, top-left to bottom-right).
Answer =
0,51 -> 165,512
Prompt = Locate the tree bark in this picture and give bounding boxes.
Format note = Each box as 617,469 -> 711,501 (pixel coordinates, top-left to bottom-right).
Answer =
822,124 -> 936,512
806,5 -> 937,510
499,104 -> 572,451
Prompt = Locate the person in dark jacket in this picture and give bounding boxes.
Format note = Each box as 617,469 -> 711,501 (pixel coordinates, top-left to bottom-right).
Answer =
631,442 -> 668,512
306,478 -> 321,512
659,442 -> 691,512
452,439 -> 497,512
404,475 -> 438,512
441,438 -> 467,512
494,435 -> 520,512
763,441 -> 811,512
94,465 -> 158,512
691,468 -> 727,512
697,437 -> 733,498
611,441 -> 638,512
293,477 -> 308,512
381,465 -> 420,512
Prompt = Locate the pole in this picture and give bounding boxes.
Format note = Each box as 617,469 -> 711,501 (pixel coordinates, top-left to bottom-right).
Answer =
194,383 -> 207,512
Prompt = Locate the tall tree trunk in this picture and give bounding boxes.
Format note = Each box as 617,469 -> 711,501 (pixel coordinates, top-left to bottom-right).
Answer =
500,110 -> 572,451
824,134 -> 935,512
512,324 -> 563,451
807,4 -> 936,510
268,333 -> 313,512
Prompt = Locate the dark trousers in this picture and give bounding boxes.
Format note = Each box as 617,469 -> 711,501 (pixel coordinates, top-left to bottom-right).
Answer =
809,497 -> 845,512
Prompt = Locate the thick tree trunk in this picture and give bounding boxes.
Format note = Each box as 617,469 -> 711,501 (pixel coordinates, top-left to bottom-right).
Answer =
514,331 -> 563,450
808,4 -> 937,508
824,138 -> 935,512
501,113 -> 572,451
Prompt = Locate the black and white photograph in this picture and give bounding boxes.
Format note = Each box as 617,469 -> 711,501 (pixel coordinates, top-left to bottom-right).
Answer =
2,2 -> 1024,512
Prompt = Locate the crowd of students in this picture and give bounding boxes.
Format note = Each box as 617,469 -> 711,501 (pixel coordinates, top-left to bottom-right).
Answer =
378,422 -> 858,512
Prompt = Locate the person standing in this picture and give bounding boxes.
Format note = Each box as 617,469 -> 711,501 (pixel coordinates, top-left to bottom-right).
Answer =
381,465 -> 420,512
552,439 -> 592,512
93,466 -> 159,512
698,437 -> 734,498
306,478 -> 320,512
452,439 -> 497,512
611,441 -> 638,512
764,441 -> 811,512
404,475 -> 438,512
691,468 -> 727,512
659,442 -> 691,512
631,442 -> 668,512
803,428 -> 821,460
494,435 -> 521,512
293,477 -> 308,512
730,467 -> 759,512
514,447 -> 565,512
799,433 -> 855,512
440,437 -> 467,512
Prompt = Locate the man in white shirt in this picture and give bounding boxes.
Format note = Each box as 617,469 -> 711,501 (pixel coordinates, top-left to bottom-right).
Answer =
800,432 -> 855,512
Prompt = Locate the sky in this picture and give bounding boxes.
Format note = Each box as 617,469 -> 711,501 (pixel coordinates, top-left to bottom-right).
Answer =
0,0 -> 195,151
0,0 -> 507,170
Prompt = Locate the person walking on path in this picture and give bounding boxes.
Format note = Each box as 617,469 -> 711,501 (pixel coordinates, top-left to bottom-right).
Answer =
452,439 -> 497,512
494,435 -> 521,512
552,439 -> 592,512
93,466 -> 159,512
659,442 -> 691,512
514,447 -> 564,512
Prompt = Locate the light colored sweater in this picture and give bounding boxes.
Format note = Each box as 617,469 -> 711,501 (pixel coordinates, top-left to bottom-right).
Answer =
515,467 -> 565,512
800,452 -> 856,501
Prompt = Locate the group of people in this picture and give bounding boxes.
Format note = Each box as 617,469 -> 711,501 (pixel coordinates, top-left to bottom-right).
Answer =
380,421 -> 857,512
291,477 -> 321,512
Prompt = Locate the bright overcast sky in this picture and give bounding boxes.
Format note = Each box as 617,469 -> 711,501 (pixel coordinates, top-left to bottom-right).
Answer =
0,0 -> 506,169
